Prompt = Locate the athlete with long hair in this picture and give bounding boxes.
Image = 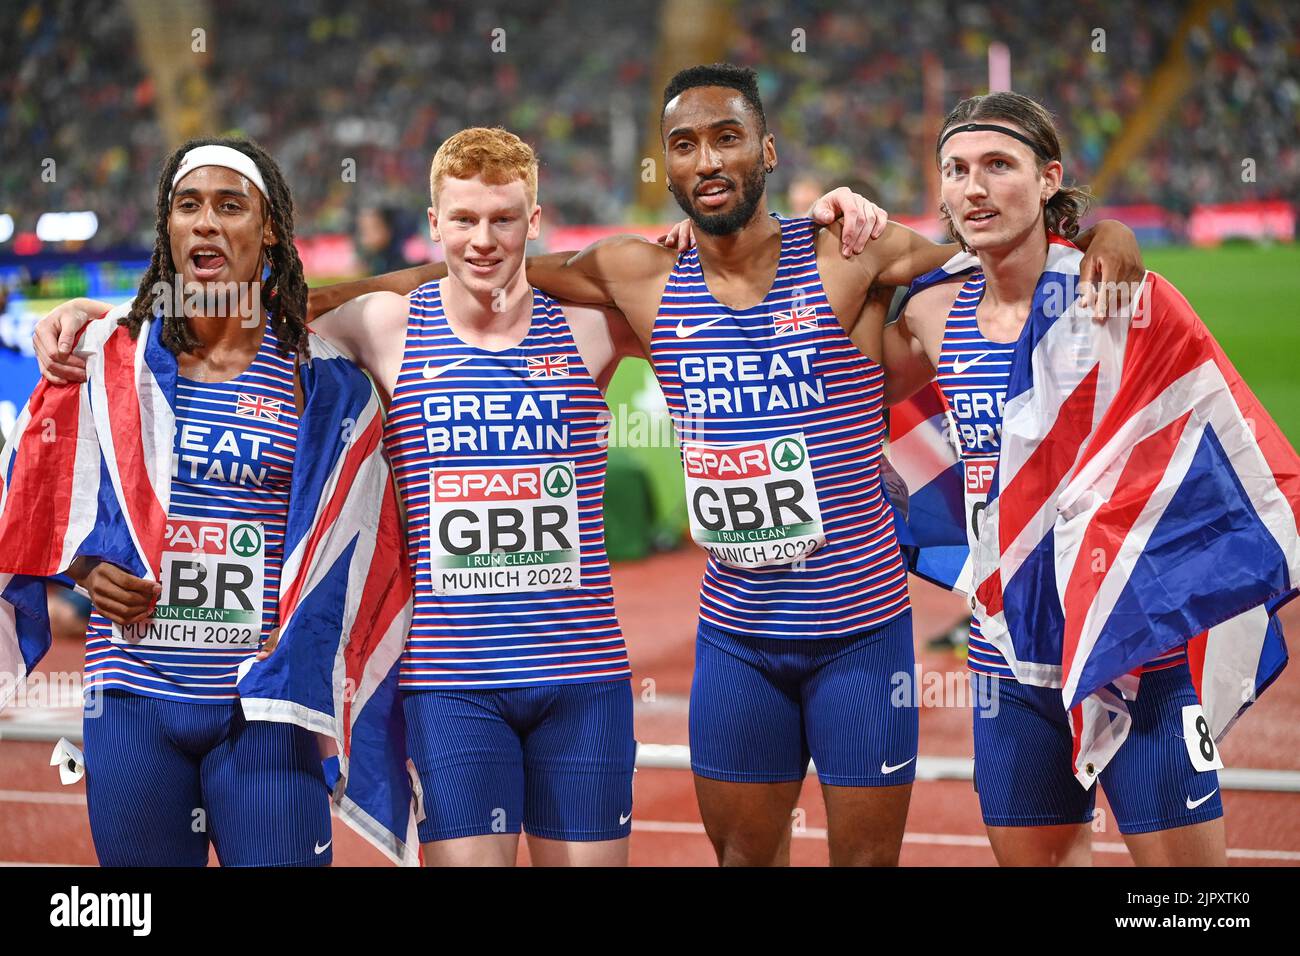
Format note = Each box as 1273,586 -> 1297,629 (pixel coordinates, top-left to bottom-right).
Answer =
19,138 -> 336,866
881,92 -> 1225,866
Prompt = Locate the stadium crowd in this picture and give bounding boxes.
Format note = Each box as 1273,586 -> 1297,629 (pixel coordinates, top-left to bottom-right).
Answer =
1,0 -> 1295,254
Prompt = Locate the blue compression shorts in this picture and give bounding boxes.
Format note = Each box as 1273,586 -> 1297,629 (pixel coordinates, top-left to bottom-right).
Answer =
972,662 -> 1224,835
689,610 -> 918,786
82,689 -> 332,866
402,679 -> 636,843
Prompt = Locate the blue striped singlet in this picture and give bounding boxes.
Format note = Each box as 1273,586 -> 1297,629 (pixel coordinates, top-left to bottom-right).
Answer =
84,319 -> 298,702
934,272 -> 1017,676
935,271 -> 1185,676
384,281 -> 629,689
651,216 -> 911,638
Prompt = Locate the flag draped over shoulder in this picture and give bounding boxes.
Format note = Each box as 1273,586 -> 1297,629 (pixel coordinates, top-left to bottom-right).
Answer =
888,239 -> 1297,785
0,310 -> 418,864
885,378 -> 971,594
237,332 -> 418,866
0,307 -> 173,707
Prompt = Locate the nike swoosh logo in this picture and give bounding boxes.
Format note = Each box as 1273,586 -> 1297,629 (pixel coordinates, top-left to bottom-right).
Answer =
1185,789 -> 1218,810
880,756 -> 916,775
314,840 -> 332,855
422,357 -> 473,379
619,811 -> 633,825
674,316 -> 728,339
950,351 -> 991,375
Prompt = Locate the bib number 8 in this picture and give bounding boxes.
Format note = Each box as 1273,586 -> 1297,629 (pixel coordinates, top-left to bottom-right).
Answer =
1181,704 -> 1224,772
1195,714 -> 1215,763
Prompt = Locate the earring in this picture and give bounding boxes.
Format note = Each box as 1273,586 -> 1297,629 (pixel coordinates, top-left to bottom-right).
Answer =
764,164 -> 774,173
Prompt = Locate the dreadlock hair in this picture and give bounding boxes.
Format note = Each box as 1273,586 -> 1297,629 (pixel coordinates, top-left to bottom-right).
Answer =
123,137 -> 309,359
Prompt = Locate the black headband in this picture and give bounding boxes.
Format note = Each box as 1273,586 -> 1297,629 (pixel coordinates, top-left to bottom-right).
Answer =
938,122 -> 1050,160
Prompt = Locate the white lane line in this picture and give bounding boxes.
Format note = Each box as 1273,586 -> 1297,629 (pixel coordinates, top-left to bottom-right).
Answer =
0,789 -> 86,805
1225,847 -> 1300,861
631,745 -> 1300,792
8,731 -> 1300,791
0,861 -> 88,867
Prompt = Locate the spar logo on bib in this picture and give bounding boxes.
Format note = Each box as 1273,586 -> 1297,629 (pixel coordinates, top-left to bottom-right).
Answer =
771,437 -> 805,472
163,520 -> 261,559
230,524 -> 262,558
683,438 -> 805,482
683,442 -> 771,480
543,464 -> 573,497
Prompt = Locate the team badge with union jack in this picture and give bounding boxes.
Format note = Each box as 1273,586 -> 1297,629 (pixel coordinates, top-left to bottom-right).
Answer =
772,305 -> 819,336
526,354 -> 570,379
236,393 -> 283,422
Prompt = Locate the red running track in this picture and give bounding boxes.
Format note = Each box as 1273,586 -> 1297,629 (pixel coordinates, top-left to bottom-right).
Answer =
1,548 -> 1296,866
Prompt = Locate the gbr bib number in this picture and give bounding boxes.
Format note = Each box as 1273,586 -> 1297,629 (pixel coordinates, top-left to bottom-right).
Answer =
683,432 -> 825,569
428,462 -> 581,595
114,517 -> 264,649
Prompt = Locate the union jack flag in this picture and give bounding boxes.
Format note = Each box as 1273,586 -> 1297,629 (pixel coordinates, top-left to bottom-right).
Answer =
885,379 -> 970,593
526,354 -> 569,378
235,392 -> 283,422
0,309 -> 418,864
772,304 -> 819,336
887,240 -> 1297,785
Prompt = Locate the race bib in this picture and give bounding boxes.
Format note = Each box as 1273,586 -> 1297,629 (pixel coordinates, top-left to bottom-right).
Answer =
963,455 -> 998,548
683,432 -> 825,569
427,461 -> 581,595
114,517 -> 265,649
1181,704 -> 1225,772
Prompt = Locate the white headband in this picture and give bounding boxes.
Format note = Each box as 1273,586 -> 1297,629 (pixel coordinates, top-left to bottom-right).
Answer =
170,145 -> 269,202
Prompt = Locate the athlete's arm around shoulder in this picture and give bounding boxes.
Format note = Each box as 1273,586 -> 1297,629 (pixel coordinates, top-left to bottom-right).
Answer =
880,280 -> 964,406
311,289 -> 410,399
313,233 -> 673,318
307,256 -> 452,321
308,235 -> 674,347
528,235 -> 676,334
817,216 -> 1144,315
561,302 -> 645,393
814,220 -> 959,325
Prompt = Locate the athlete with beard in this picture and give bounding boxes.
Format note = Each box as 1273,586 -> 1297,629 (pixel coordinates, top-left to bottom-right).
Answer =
304,64 -> 1141,867
50,66 -> 1142,867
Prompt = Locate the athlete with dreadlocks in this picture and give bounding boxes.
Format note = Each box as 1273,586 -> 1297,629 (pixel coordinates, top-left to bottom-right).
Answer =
41,128 -> 884,867
26,138 -> 336,866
